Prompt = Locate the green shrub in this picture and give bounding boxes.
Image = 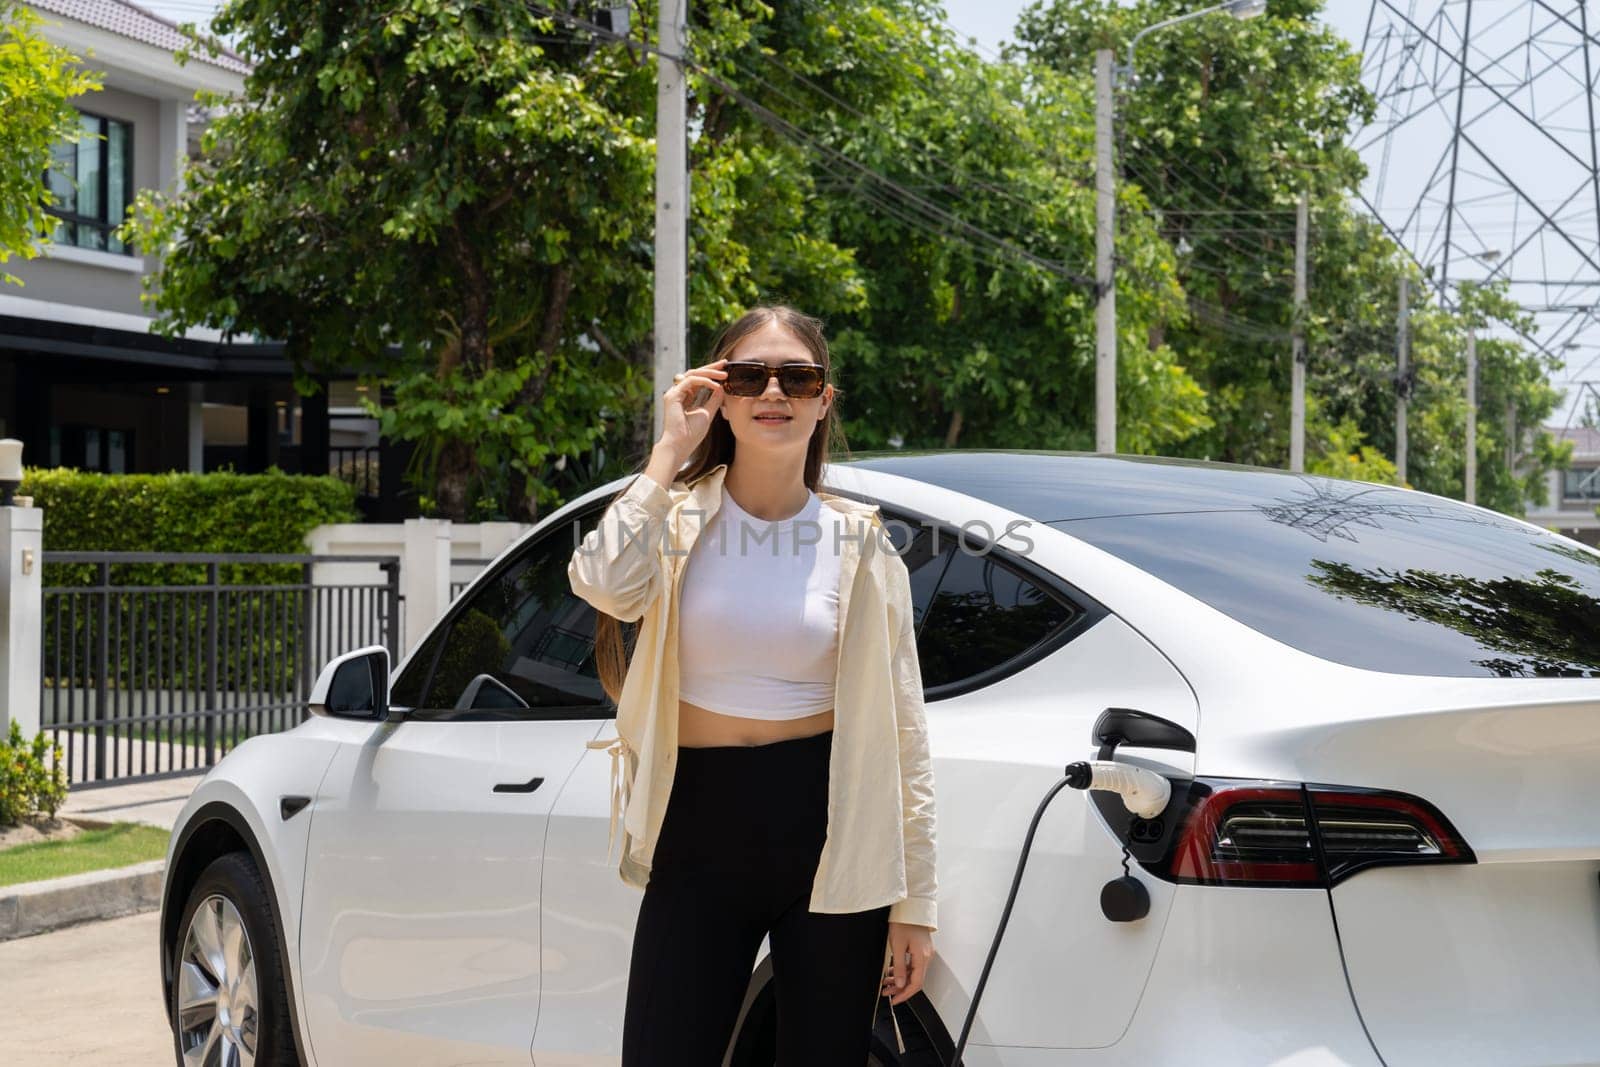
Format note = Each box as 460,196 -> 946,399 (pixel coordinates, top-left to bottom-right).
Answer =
0,720 -> 69,826
22,469 -> 360,695
21,467 -> 359,586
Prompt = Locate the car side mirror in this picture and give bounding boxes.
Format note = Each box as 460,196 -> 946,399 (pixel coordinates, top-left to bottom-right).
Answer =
309,646 -> 395,722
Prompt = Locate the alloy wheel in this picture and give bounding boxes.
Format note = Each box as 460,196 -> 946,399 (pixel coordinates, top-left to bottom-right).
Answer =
176,892 -> 260,1066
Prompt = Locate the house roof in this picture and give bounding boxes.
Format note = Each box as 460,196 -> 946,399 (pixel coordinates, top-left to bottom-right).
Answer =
27,0 -> 250,76
1548,424 -> 1600,460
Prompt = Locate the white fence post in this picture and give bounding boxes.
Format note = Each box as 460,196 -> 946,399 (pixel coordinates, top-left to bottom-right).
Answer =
475,521 -> 526,563
0,505 -> 43,740
401,518 -> 451,656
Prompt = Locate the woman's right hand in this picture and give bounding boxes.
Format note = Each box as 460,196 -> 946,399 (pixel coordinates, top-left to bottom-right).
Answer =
657,358 -> 729,461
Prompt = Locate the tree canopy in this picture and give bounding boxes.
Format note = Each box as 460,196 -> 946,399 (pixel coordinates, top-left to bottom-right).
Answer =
1016,0 -> 1570,511
0,0 -> 100,285
130,0 -> 1573,521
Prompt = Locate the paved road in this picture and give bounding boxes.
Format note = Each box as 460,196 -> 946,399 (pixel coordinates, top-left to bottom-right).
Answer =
0,910 -> 170,1065
0,775 -> 204,1064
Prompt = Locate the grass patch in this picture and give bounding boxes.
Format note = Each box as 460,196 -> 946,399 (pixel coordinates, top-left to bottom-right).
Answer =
0,823 -> 171,888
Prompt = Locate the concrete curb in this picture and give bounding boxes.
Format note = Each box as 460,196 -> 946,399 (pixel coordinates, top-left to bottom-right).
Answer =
0,817 -> 167,941
0,859 -> 165,942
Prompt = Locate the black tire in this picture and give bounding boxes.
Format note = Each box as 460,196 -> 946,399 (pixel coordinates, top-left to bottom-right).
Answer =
170,851 -> 299,1066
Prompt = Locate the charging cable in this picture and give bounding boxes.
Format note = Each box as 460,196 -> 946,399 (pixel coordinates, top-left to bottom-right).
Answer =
948,760 -> 1172,1065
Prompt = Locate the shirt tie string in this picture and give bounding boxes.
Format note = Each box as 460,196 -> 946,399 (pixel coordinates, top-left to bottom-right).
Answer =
585,734 -> 632,862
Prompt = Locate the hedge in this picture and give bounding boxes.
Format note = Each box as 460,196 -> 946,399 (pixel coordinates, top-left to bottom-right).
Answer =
21,470 -> 361,697
21,468 -> 359,585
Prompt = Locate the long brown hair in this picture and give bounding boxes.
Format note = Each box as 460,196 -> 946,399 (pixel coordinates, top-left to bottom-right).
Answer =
591,304 -> 849,704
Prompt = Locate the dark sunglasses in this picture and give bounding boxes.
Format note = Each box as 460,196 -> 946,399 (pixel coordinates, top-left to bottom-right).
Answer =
721,361 -> 828,399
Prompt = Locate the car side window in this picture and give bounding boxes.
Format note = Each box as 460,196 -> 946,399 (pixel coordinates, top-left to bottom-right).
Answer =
878,507 -> 1086,693
390,505 -> 633,721
880,513 -> 953,631
920,545 -> 1080,690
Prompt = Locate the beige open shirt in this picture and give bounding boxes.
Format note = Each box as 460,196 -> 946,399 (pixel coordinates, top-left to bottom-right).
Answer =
566,460 -> 938,930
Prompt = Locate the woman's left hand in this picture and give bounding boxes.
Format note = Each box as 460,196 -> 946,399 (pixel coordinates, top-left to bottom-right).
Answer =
882,921 -> 935,1006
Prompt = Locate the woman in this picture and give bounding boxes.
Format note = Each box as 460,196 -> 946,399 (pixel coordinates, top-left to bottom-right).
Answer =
567,304 -> 938,1065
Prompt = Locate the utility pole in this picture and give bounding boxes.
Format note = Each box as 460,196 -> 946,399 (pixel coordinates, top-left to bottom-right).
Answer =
1465,326 -> 1477,504
1396,275 -> 1409,482
653,0 -> 689,448
1290,189 -> 1308,472
1094,48 -> 1116,454
1506,399 -> 1517,474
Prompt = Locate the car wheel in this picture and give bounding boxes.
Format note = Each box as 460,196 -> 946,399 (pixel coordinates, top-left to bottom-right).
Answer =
171,851 -> 298,1066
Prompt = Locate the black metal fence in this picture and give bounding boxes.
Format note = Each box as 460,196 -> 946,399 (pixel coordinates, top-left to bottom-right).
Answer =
331,446 -> 381,500
41,552 -> 400,789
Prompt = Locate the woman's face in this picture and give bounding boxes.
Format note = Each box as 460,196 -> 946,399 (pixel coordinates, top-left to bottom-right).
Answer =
721,320 -> 833,452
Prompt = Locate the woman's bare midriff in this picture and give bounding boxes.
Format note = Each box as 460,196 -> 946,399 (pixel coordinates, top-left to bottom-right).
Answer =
678,699 -> 834,747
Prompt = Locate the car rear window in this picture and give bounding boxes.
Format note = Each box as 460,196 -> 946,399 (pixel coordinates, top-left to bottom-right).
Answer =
1053,484 -> 1600,677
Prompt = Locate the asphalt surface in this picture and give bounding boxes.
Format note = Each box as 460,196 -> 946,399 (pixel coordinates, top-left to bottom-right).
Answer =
0,910 -> 171,1065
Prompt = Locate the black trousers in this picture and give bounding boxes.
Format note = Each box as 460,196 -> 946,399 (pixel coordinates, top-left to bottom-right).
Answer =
621,729 -> 891,1066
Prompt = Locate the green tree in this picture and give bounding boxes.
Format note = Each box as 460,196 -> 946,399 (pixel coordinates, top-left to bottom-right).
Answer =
0,0 -> 100,285
1016,0 -> 1566,512
132,0 -> 1219,520
1018,0 -> 1369,464
1300,229 -> 1570,512
1408,279 -> 1571,514
129,0 -> 863,523
742,3 -> 1209,453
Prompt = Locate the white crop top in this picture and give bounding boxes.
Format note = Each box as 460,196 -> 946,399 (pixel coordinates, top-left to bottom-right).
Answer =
676,485 -> 843,720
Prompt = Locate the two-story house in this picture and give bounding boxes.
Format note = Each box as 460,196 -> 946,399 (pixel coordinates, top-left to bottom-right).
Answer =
0,1 -> 395,513
1527,425 -> 1600,546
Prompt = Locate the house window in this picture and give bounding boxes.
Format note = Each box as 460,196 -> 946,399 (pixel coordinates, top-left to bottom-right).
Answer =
49,425 -> 133,473
44,111 -> 134,254
1562,466 -> 1599,502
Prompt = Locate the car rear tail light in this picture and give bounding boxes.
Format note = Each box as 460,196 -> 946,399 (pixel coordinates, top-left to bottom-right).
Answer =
1167,784 -> 1322,886
1307,787 -> 1473,884
1140,779 -> 1474,888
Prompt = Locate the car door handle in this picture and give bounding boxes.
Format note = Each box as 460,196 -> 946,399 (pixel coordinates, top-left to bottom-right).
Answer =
493,776 -> 545,794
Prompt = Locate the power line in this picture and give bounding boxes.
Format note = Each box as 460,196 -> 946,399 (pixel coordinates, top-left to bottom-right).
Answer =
733,49 -> 1048,218
711,64 -> 1095,285
523,2 -> 1098,288
779,0 -> 1104,188
746,0 -> 1121,211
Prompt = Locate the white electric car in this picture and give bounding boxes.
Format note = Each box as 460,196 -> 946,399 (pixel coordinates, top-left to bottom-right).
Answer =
158,450 -> 1600,1067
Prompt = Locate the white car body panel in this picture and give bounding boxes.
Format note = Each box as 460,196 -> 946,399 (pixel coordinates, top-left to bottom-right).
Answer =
533,733 -> 648,1067
1031,493 -> 1600,1066
954,889 -> 1379,1066
297,715 -> 601,1066
159,458 -> 1600,1066
161,719 -> 350,1067
1335,862 -> 1600,1066
907,613 -> 1195,1051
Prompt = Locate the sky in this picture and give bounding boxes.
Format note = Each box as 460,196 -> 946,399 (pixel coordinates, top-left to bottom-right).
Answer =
939,0 -> 1368,56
